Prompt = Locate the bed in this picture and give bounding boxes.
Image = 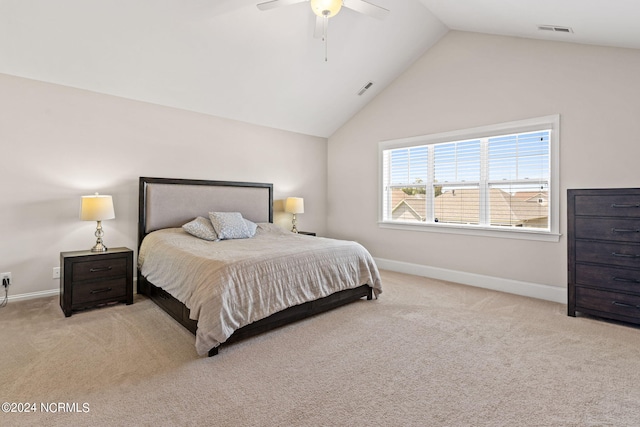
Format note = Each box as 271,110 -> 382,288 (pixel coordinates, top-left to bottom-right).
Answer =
137,177 -> 382,356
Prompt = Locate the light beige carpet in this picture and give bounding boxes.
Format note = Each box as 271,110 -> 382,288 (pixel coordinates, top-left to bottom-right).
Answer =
2,270 -> 640,426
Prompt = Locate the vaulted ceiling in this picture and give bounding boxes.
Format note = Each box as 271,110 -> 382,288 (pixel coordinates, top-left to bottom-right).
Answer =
1,0 -> 638,137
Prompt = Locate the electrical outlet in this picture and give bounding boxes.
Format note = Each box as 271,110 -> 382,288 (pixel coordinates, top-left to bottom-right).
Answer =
53,267 -> 60,279
1,272 -> 11,287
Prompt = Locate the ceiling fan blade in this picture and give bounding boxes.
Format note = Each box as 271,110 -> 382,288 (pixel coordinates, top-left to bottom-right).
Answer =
342,0 -> 390,20
313,15 -> 324,38
257,0 -> 307,11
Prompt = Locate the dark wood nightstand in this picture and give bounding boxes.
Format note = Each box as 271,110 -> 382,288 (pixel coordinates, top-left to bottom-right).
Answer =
298,231 -> 316,236
60,247 -> 134,317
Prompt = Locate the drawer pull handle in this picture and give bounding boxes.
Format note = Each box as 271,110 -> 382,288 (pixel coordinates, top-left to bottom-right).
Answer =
89,266 -> 113,273
611,252 -> 640,258
90,287 -> 112,294
612,301 -> 640,309
611,203 -> 640,208
611,228 -> 640,233
613,277 -> 640,284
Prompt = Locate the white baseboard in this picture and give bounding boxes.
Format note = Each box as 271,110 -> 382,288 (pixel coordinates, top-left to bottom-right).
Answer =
374,257 -> 567,304
7,288 -> 59,302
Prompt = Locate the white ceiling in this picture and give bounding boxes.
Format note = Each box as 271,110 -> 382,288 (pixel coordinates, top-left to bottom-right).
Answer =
1,0 -> 639,137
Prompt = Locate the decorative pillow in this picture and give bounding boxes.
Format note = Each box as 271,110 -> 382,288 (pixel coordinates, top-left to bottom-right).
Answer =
209,212 -> 251,240
182,216 -> 219,241
244,219 -> 258,237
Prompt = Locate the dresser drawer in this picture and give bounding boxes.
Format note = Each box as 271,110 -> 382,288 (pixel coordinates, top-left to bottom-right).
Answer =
574,217 -> 640,243
575,194 -> 640,218
72,257 -> 127,282
575,264 -> 640,293
576,287 -> 640,321
575,240 -> 640,268
72,277 -> 128,305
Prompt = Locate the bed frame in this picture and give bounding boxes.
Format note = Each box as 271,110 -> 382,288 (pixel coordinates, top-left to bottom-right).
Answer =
138,177 -> 373,356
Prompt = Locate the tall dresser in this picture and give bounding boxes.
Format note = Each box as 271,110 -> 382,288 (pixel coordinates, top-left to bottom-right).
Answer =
568,188 -> 640,324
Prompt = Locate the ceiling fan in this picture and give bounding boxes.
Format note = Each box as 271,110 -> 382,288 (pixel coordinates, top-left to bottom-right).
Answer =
256,0 -> 390,60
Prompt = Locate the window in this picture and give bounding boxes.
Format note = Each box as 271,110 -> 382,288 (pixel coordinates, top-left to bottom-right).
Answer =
379,115 -> 560,241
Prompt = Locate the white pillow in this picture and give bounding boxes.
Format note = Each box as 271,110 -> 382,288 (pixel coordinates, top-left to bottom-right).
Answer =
182,216 -> 219,241
209,212 -> 251,240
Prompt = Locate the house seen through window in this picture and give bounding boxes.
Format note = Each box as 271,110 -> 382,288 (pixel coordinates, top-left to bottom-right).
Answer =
379,116 -> 559,240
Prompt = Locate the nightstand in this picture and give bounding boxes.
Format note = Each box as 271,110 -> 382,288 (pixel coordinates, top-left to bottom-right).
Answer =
298,231 -> 316,236
60,247 -> 134,317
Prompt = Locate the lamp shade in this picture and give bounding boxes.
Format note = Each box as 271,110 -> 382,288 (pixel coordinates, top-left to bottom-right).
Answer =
285,197 -> 304,214
310,0 -> 342,17
80,193 -> 115,221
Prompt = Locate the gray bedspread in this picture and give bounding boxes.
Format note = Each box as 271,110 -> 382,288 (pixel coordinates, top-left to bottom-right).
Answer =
138,223 -> 382,355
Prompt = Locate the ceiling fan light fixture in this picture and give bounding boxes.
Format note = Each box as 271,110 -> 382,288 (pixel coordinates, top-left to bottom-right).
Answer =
310,0 -> 342,18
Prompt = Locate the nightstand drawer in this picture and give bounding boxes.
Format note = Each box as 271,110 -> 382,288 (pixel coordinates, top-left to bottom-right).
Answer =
72,257 -> 127,282
72,278 -> 128,304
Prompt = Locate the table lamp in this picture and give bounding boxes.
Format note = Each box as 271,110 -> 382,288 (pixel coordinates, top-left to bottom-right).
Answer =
285,197 -> 304,233
80,193 -> 115,252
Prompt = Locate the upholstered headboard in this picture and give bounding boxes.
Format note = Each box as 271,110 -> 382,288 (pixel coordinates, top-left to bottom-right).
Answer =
138,177 -> 273,248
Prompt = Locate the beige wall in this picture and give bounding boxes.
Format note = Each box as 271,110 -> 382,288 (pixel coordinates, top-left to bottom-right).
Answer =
0,74 -> 327,297
327,31 -> 640,295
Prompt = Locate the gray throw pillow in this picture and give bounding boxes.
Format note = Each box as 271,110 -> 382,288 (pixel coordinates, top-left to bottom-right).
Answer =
209,212 -> 251,240
182,216 -> 219,241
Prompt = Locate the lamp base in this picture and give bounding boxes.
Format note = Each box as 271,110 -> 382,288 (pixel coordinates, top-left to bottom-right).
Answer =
91,220 -> 108,252
91,242 -> 108,252
291,213 -> 299,233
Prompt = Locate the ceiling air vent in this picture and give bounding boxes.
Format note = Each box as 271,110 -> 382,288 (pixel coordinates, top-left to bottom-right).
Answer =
357,81 -> 374,96
538,25 -> 574,33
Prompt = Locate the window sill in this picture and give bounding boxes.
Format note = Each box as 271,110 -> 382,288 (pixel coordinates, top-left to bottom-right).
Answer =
378,221 -> 561,242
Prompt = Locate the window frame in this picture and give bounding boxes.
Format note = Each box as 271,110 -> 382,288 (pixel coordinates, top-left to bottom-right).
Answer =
378,115 -> 560,242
